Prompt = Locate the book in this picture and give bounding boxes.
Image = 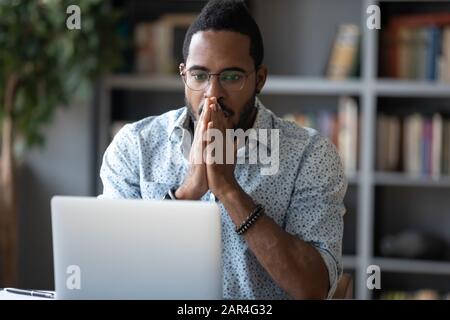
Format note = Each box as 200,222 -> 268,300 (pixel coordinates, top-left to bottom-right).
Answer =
394,27 -> 438,80
404,113 -> 423,176
380,289 -> 444,300
134,22 -> 158,74
338,96 -> 358,175
326,24 -> 360,80
382,13 -> 450,80
374,112 -> 450,178
377,114 -> 401,171
389,13 -> 450,28
388,116 -> 401,171
415,27 -> 430,80
440,27 -> 450,83
397,27 -> 415,79
426,27 -> 441,80
431,113 -> 443,178
134,14 -> 197,75
377,114 -> 389,170
422,117 -> 432,176
283,103 -> 359,175
443,119 -> 450,175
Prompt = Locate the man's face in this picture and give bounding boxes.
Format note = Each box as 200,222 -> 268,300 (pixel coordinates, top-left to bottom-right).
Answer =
181,30 -> 267,130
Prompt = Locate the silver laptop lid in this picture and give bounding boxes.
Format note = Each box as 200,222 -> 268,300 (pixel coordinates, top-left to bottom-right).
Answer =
51,196 -> 222,299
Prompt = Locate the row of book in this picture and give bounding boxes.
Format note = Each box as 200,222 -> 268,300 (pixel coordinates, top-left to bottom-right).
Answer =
380,290 -> 450,300
134,13 -> 360,80
284,97 -> 359,176
377,113 -> 450,178
381,13 -> 450,81
133,13 -> 362,78
133,12 -> 450,81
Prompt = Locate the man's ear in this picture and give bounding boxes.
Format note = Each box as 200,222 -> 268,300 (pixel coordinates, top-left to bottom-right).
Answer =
256,65 -> 268,94
179,63 -> 185,75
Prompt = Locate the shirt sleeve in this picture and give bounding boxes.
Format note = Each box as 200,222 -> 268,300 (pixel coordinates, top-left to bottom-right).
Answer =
98,124 -> 142,199
284,133 -> 347,299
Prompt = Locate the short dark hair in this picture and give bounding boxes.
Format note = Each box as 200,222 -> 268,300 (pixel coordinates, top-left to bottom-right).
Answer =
182,0 -> 264,68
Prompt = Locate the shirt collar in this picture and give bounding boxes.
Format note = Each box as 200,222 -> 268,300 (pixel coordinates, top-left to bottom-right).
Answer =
168,108 -> 191,144
250,97 -> 274,152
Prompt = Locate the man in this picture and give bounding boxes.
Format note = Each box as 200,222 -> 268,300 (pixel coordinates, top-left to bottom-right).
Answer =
100,0 -> 346,299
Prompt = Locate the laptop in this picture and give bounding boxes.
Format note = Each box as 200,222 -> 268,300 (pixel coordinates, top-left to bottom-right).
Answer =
51,196 -> 222,299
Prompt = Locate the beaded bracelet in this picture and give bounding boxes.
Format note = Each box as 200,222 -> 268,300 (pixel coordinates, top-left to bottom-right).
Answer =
164,188 -> 178,200
235,204 -> 265,235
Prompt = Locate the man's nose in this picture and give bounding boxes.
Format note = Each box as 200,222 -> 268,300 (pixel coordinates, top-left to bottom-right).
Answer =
204,74 -> 225,99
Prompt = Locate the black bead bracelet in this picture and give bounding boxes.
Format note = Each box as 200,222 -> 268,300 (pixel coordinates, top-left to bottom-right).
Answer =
236,204 -> 265,235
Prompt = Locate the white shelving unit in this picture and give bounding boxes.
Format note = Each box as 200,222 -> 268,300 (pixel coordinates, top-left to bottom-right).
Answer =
375,80 -> 450,97
373,258 -> 450,276
374,172 -> 450,187
95,0 -> 450,299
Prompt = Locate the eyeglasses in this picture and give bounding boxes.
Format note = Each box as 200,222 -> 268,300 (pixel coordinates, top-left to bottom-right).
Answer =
180,66 -> 255,92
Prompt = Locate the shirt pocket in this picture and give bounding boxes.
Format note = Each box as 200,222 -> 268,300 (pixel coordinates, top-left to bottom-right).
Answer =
140,181 -> 175,200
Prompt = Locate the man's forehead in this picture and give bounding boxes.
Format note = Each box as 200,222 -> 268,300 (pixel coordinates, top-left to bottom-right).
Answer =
186,30 -> 253,67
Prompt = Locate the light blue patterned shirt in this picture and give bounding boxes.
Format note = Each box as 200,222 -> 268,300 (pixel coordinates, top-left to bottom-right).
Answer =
99,98 -> 347,299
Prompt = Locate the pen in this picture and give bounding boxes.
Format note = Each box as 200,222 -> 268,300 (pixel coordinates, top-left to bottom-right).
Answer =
5,288 -> 55,299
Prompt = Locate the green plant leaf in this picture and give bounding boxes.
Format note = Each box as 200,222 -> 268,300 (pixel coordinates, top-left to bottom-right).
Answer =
0,0 -> 125,150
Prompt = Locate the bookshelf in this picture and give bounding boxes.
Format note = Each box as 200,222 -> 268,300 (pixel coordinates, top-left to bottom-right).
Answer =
104,75 -> 364,94
94,0 -> 450,299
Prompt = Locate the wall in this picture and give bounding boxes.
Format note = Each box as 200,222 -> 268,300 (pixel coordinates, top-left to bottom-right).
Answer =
17,101 -> 92,289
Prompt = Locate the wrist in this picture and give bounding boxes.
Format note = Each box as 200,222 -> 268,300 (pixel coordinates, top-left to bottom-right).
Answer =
164,187 -> 178,200
214,180 -> 242,202
175,183 -> 204,200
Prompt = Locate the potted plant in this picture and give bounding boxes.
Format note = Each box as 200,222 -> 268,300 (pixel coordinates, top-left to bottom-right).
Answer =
0,0 -> 123,286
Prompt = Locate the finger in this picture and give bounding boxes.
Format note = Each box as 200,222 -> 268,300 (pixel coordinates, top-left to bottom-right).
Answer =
194,99 -> 211,151
211,104 -> 227,132
200,98 -> 212,128
211,103 -> 226,122
210,102 -> 217,119
195,100 -> 206,131
207,121 -> 214,142
223,131 -> 235,165
211,98 -> 220,114
204,121 -> 214,144
205,122 -> 214,165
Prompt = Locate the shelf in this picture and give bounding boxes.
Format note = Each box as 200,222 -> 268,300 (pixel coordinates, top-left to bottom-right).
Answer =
103,75 -> 450,97
378,0 -> 450,2
374,172 -> 450,187
263,77 -> 362,95
373,257 -> 450,275
375,80 -> 450,97
104,75 -> 183,91
103,74 -> 364,95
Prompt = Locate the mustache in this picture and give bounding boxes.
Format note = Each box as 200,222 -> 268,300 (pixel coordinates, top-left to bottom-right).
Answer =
198,98 -> 234,118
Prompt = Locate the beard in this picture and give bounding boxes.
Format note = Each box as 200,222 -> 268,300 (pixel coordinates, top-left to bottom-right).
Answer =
185,93 -> 257,133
